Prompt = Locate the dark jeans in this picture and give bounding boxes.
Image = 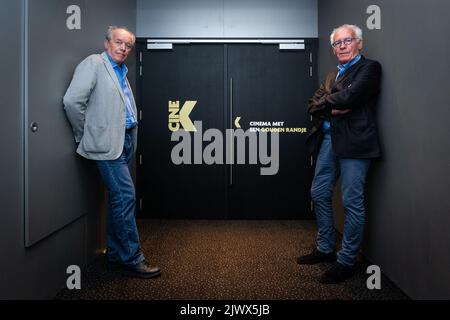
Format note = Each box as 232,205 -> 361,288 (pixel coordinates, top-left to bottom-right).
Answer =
311,133 -> 371,266
95,131 -> 144,266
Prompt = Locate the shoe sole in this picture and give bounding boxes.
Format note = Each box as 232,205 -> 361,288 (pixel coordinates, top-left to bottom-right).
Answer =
319,270 -> 355,284
121,269 -> 161,279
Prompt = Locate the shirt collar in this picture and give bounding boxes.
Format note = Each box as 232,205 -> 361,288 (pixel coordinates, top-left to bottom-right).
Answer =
105,51 -> 128,74
337,54 -> 361,73
105,51 -> 119,68
105,51 -> 128,77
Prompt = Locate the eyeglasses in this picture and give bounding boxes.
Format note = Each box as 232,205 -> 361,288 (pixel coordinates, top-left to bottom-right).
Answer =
331,37 -> 360,48
111,39 -> 134,50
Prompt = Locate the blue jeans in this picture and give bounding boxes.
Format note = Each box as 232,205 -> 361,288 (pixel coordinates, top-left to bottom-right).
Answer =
311,133 -> 370,267
95,131 -> 144,266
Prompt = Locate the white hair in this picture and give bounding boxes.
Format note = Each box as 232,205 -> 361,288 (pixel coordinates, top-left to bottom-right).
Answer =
330,24 -> 363,45
105,26 -> 136,44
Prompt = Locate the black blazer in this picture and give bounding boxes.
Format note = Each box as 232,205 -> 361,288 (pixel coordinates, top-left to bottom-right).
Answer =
307,56 -> 382,159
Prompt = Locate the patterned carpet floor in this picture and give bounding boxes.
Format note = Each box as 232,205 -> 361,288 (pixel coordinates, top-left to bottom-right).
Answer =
55,219 -> 409,300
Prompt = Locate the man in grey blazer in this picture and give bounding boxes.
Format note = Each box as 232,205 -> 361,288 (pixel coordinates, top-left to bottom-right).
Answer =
63,26 -> 160,279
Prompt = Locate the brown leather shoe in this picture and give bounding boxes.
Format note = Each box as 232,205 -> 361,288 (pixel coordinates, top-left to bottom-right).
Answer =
120,260 -> 161,279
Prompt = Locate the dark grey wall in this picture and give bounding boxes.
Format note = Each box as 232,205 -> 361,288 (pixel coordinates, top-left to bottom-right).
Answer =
0,0 -> 136,299
137,0 -> 318,38
319,0 -> 450,299
0,0 -> 25,297
25,0 -> 137,246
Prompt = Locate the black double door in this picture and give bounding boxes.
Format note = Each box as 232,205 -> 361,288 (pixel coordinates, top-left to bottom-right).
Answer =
136,41 -> 317,219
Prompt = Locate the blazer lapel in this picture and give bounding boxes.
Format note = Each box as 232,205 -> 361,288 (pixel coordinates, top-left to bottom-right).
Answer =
101,52 -> 126,103
332,56 -> 365,88
334,71 -> 347,86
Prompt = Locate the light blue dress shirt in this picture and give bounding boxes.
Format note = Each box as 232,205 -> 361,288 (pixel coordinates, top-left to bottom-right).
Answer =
106,52 -> 137,129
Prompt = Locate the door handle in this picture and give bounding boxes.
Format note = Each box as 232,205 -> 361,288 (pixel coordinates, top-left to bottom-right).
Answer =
30,122 -> 38,133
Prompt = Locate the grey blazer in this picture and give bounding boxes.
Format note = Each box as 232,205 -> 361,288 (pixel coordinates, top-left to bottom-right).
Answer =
63,51 -> 138,160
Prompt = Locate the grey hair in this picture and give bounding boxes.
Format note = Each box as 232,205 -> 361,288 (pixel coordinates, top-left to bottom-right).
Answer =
330,24 -> 363,45
105,26 -> 136,44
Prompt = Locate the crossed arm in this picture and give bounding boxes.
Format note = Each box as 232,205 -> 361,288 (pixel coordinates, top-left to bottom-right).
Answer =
308,72 -> 349,117
308,61 -> 382,117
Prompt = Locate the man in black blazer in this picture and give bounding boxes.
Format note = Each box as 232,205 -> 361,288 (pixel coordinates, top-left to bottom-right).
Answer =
297,24 -> 382,284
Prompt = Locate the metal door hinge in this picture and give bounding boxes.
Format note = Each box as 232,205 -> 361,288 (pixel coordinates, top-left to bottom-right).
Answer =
139,154 -> 143,165
139,198 -> 143,210
139,66 -> 142,76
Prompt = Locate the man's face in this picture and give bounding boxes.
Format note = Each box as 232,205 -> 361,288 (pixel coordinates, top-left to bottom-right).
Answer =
332,27 -> 363,64
104,29 -> 134,64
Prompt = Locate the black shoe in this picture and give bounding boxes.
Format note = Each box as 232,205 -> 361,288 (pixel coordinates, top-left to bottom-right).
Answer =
297,249 -> 337,265
319,262 -> 355,284
120,260 -> 161,279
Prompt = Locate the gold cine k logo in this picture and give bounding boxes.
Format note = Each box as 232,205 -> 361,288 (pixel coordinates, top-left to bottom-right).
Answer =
168,101 -> 197,132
